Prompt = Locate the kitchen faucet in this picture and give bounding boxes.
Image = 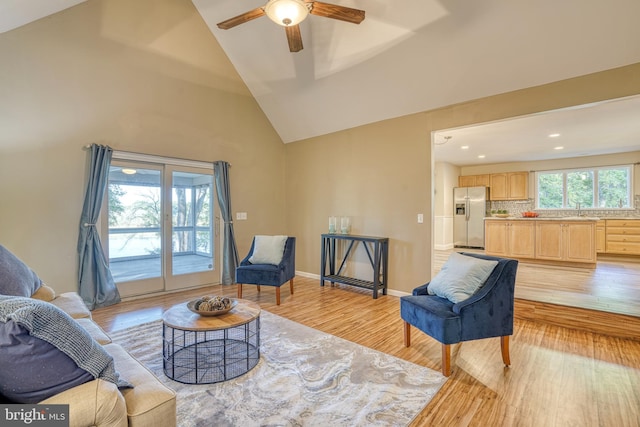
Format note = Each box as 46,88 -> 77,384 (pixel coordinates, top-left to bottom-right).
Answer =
576,202 -> 582,217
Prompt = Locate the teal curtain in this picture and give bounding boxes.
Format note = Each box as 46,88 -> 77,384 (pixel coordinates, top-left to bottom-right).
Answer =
214,161 -> 239,285
78,144 -> 120,309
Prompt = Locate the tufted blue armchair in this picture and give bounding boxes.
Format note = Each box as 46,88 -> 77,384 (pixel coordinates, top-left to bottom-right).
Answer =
400,252 -> 518,376
236,237 -> 296,305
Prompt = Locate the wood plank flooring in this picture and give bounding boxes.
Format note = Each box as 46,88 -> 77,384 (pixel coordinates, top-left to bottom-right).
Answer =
434,249 -> 640,317
92,277 -> 640,427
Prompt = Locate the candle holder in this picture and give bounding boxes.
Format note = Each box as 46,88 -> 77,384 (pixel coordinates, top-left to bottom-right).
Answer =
328,216 -> 337,234
340,216 -> 351,234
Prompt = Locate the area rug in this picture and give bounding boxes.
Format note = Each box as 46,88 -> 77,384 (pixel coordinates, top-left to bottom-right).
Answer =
110,311 -> 445,427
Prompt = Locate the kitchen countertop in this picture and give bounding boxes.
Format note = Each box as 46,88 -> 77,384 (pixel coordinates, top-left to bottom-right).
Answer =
484,216 -> 600,221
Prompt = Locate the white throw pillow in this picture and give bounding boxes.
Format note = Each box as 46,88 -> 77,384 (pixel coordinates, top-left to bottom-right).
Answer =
249,235 -> 288,265
427,252 -> 498,303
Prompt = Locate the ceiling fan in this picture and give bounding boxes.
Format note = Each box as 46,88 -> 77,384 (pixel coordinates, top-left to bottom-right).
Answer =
216,0 -> 365,52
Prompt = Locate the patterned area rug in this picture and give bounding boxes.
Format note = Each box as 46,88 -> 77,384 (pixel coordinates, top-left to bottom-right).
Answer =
110,311 -> 445,427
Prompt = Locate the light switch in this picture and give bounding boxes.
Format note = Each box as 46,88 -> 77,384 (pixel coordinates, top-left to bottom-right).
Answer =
236,212 -> 247,220
417,214 -> 424,223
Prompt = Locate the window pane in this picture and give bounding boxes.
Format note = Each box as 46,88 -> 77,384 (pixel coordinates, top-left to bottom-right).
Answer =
538,172 -> 563,208
598,168 -> 630,208
567,170 -> 594,208
172,172 -> 213,275
107,167 -> 162,282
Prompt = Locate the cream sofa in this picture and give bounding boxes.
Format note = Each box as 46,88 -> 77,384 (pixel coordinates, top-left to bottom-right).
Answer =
30,286 -> 177,427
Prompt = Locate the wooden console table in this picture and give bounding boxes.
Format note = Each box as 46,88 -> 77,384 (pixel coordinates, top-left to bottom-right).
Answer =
320,234 -> 389,298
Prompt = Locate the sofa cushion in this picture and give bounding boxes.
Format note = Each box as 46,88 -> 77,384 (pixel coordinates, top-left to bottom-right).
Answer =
0,296 -> 130,404
48,292 -> 92,319
104,343 -> 176,426
0,244 -> 42,297
0,319 -> 94,403
427,252 -> 498,303
249,235 -> 288,265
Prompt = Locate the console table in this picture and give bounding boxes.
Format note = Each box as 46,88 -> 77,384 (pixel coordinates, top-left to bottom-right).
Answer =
320,234 -> 389,298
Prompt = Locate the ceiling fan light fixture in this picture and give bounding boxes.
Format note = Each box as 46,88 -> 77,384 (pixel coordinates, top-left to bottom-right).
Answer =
264,0 -> 309,26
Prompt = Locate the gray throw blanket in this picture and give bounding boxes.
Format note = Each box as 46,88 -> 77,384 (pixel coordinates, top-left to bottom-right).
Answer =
0,295 -> 130,388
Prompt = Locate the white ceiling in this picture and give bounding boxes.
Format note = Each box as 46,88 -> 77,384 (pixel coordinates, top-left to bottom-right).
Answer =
434,95 -> 640,166
3,0 -> 640,162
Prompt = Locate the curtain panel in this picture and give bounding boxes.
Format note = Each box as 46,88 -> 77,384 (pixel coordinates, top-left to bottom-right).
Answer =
214,161 -> 239,285
78,144 -> 121,309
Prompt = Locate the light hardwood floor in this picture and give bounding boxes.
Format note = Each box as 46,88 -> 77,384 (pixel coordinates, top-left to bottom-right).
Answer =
434,249 -> 640,317
92,276 -> 640,427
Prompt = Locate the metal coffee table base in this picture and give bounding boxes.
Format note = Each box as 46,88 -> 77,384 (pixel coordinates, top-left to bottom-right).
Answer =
163,318 -> 260,384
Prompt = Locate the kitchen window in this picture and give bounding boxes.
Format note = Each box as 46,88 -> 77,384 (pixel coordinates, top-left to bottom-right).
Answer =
536,165 -> 632,210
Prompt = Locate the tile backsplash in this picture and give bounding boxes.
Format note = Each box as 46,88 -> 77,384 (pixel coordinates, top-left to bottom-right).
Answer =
489,194 -> 640,218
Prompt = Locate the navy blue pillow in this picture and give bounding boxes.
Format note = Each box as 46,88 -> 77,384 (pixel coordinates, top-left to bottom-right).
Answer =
0,320 -> 94,403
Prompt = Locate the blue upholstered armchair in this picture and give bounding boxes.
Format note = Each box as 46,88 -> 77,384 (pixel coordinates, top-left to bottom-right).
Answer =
236,237 -> 296,305
400,252 -> 518,376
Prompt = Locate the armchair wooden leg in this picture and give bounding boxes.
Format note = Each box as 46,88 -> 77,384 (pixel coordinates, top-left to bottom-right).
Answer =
289,278 -> 294,295
256,285 -> 261,292
501,335 -> 511,366
237,284 -> 243,299
276,287 -> 281,305
442,344 -> 451,377
403,321 -> 411,347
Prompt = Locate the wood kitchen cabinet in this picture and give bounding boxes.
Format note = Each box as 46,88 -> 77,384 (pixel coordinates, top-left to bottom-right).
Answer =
489,172 -> 529,200
596,220 -> 606,253
485,220 -> 535,258
458,174 -> 490,187
605,219 -> 640,255
535,221 -> 596,263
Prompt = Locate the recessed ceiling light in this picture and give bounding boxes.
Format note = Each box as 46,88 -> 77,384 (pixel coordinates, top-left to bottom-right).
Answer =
122,168 -> 137,175
461,145 -> 469,150
554,146 -> 564,150
478,155 -> 486,159
548,133 -> 561,138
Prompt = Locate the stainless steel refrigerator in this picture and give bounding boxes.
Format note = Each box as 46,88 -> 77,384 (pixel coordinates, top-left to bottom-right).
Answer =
453,186 -> 489,249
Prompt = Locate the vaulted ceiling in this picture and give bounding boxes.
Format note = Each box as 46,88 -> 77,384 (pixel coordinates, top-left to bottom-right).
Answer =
3,0 -> 640,152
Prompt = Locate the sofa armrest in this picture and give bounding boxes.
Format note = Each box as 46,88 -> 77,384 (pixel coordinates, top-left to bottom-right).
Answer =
40,379 -> 127,427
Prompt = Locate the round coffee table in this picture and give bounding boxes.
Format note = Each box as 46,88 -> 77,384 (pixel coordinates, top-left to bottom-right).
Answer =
162,299 -> 261,384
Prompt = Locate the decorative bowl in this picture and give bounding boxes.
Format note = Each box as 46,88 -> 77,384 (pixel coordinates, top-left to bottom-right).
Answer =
187,298 -> 237,317
522,212 -> 539,218
493,214 -> 510,218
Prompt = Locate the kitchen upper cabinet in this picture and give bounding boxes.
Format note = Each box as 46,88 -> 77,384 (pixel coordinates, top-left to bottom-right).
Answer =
490,172 -> 529,200
535,221 -> 596,263
475,174 -> 491,187
485,220 -> 535,258
458,175 -> 476,187
458,174 -> 490,187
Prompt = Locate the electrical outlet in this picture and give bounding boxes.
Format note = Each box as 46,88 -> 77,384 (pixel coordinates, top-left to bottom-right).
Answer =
236,212 -> 247,220
417,213 -> 424,223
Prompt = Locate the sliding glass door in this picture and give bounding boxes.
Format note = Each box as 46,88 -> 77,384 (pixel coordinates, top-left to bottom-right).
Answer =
103,161 -> 219,297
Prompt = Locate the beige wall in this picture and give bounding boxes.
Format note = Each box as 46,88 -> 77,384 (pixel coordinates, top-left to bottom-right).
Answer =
2,0 -> 639,297
0,0 -> 286,293
285,63 -> 640,294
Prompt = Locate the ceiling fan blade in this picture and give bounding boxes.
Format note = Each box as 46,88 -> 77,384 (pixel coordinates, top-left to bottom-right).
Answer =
217,7 -> 265,30
285,24 -> 304,52
309,1 -> 365,24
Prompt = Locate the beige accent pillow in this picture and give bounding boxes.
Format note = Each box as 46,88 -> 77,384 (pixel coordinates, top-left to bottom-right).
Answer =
31,284 -> 56,301
249,235 -> 288,265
